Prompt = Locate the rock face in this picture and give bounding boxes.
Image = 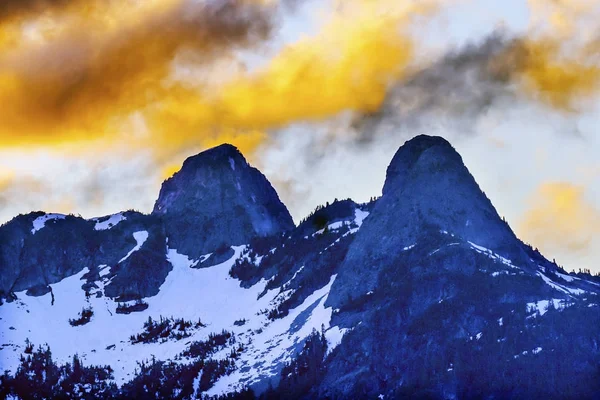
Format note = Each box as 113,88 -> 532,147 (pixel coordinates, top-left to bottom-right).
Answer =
315,136 -> 596,399
0,213 -> 96,297
0,211 -> 170,300
91,212 -> 171,301
152,144 -> 294,259
381,135 -> 521,255
327,135 -> 532,308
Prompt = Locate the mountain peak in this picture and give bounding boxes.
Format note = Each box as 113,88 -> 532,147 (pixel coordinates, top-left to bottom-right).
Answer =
374,134 -> 525,254
383,134 -> 459,195
152,144 -> 294,259
327,134 -> 533,308
179,143 -> 245,172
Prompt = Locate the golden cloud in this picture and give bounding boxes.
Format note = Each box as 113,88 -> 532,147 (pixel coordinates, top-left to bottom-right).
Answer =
0,0 -> 275,148
145,0 -> 435,159
507,0 -> 600,110
0,0 -> 441,160
519,182 -> 600,254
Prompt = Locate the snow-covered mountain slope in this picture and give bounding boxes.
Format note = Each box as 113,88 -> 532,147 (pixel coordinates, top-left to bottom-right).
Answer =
0,200 -> 370,398
1,137 -> 600,399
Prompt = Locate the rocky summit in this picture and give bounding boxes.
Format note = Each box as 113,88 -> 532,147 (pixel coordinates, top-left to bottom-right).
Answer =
153,144 -> 295,260
1,136 -> 599,400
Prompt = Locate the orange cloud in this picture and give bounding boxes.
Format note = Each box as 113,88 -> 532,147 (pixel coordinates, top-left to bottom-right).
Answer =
519,182 -> 600,254
0,0 -> 275,148
156,0 -> 430,125
0,0 -> 444,169
507,0 -> 600,110
500,39 -> 600,111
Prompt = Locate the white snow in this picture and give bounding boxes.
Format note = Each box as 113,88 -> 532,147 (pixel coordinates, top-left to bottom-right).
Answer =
353,208 -> 370,228
527,299 -> 564,316
403,244 -> 416,251
283,266 -> 304,289
536,272 -> 586,296
31,213 -> 66,234
1,244 -> 348,395
199,253 -> 212,263
94,213 -> 126,231
555,271 -> 575,282
205,274 -> 344,396
314,208 -> 370,236
98,265 -> 111,278
498,318 -> 503,326
229,157 -> 236,171
429,243 -> 459,256
118,231 -> 149,263
470,244 -> 588,296
325,326 -> 349,354
532,347 -> 542,354
468,241 -> 519,270
475,332 -> 483,340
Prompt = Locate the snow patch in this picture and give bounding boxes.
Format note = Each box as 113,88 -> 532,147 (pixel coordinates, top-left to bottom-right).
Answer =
353,208 -> 370,228
527,299 -> 564,316
206,275 -> 341,396
468,241 -> 518,270
118,231 -> 149,263
314,208 -> 369,236
0,246 -> 258,385
537,272 -> 586,296
94,213 -> 126,231
283,266 -> 304,289
3,239 -> 352,395
98,266 -> 111,278
31,213 -> 66,234
325,326 -> 349,354
428,243 -> 460,256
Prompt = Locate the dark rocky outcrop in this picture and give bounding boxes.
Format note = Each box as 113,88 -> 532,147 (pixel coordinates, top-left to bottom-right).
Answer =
0,211 -> 170,301
326,135 -> 534,308
0,213 -> 96,297
152,144 -> 294,259
100,214 -> 170,301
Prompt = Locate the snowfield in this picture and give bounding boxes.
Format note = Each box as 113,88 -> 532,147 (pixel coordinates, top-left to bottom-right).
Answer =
93,213 -> 127,231
31,213 -> 66,234
119,231 -> 149,263
0,245 -> 347,394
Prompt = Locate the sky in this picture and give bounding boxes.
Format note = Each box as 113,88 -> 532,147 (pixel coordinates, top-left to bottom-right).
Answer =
0,0 -> 599,273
